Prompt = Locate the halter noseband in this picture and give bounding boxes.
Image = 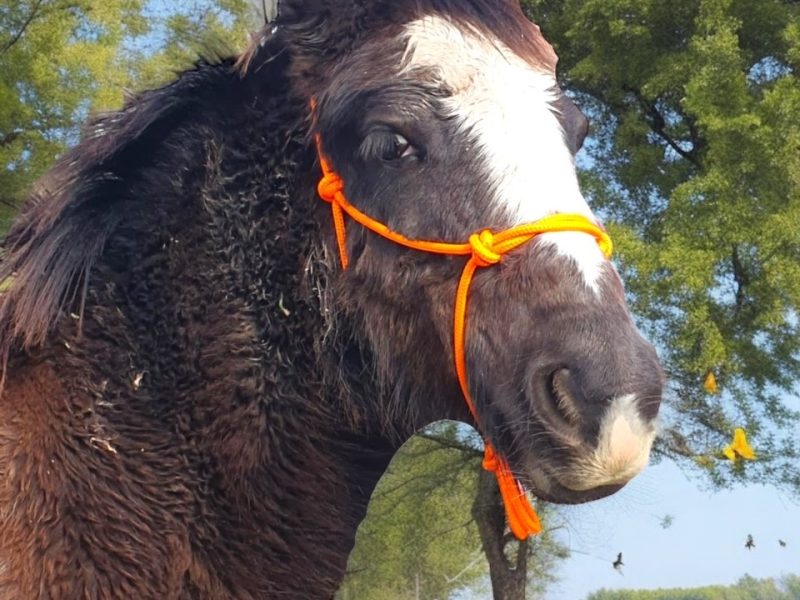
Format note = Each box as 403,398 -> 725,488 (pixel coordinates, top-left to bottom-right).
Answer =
314,128 -> 613,540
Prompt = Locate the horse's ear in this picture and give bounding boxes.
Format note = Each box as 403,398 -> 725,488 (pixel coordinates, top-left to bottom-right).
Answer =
276,0 -> 372,55
273,0 -> 385,98
263,0 -> 279,23
274,0 -> 353,25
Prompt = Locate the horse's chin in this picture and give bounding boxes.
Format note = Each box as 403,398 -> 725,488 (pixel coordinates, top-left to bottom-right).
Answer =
491,381 -> 658,505
518,462 -> 631,505
494,409 -> 654,505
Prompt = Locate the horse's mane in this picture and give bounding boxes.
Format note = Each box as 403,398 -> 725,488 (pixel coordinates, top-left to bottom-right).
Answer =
0,37 -> 285,380
0,0 -> 557,382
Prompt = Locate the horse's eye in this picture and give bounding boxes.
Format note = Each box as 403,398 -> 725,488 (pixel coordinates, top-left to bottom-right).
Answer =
389,133 -> 416,160
360,130 -> 419,162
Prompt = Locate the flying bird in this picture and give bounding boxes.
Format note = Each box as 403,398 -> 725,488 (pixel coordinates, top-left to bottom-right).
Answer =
745,534 -> 755,550
779,539 -> 787,548
613,552 -> 624,573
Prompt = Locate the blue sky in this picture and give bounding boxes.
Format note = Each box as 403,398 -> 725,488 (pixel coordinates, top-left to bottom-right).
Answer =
548,459 -> 799,599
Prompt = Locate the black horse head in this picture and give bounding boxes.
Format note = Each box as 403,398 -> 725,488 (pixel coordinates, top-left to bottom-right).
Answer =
269,0 -> 664,503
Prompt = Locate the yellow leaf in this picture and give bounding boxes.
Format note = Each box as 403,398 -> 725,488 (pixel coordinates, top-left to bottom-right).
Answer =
723,428 -> 756,462
703,371 -> 718,394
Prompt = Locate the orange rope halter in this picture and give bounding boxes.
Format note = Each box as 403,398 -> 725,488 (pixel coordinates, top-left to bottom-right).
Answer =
314,133 -> 613,540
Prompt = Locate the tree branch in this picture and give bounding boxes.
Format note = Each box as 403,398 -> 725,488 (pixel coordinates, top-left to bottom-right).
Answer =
627,88 -> 703,167
472,469 -> 527,599
731,244 -> 750,309
0,131 -> 23,148
0,197 -> 20,210
368,458 -> 476,519
416,430 -> 483,457
1,0 -> 46,55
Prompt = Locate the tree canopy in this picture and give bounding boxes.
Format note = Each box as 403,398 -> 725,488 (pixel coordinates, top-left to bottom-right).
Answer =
586,574 -> 800,600
524,0 -> 800,493
337,425 -> 570,600
1,0 -> 145,225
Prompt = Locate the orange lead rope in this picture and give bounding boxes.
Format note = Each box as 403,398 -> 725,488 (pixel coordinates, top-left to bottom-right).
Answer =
314,135 -> 613,540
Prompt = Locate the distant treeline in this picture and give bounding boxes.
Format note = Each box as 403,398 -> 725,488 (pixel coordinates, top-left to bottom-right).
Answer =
587,574 -> 800,600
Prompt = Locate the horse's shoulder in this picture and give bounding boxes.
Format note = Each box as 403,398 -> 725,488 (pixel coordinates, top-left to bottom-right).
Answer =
0,353 -> 202,597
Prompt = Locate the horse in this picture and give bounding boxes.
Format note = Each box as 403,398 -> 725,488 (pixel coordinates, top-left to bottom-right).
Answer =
0,1 -> 664,597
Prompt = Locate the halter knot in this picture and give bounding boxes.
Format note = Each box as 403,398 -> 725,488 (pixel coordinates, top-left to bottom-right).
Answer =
318,173 -> 344,202
469,230 -> 502,267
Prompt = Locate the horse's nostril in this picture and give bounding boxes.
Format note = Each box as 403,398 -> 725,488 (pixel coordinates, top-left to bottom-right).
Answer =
547,368 -> 583,426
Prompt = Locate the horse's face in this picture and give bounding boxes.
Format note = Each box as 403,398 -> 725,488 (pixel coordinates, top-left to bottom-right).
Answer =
287,0 -> 663,504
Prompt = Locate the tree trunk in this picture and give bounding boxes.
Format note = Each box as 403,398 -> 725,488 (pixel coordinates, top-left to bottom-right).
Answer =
471,468 -> 528,599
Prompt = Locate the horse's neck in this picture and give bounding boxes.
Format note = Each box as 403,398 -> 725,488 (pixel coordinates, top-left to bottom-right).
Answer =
152,202 -> 396,594
195,390 -> 395,595
27,161 -> 396,596
127,171 -> 398,593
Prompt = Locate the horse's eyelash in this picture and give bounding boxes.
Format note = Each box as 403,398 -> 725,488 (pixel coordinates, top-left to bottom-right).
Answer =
358,131 -> 402,161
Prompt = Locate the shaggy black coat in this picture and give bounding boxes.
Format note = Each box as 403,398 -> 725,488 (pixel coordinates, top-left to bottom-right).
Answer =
0,28 -> 426,596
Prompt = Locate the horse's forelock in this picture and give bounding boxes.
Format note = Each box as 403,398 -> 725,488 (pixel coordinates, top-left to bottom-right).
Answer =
407,0 -> 558,73
241,1 -> 557,89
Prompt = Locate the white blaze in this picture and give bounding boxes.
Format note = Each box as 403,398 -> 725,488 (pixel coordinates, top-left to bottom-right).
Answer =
402,16 -> 607,291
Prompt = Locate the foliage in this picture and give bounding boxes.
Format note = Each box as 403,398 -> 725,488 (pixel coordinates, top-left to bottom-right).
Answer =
130,0 -> 258,90
586,573 -> 800,600
1,0 -> 144,226
524,0 -> 800,493
337,425 -> 570,600
338,426 -> 486,600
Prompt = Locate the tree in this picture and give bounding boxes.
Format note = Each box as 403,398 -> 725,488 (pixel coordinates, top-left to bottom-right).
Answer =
0,0 -> 146,226
337,425 -> 570,600
472,468 -> 568,600
523,0 -> 800,493
129,1 -> 259,90
585,574 -> 800,600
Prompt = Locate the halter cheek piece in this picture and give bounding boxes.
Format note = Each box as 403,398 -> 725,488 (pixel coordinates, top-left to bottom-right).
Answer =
313,115 -> 613,540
